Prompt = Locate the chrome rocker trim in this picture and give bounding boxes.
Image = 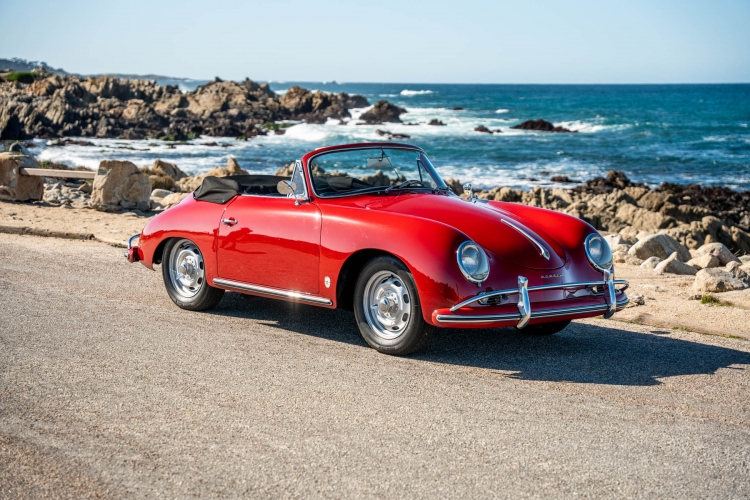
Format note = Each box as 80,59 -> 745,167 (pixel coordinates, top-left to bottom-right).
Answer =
441,274 -> 629,327
212,278 -> 333,306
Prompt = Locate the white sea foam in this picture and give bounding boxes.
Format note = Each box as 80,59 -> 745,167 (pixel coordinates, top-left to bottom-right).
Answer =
554,119 -> 631,134
400,90 -> 434,96
495,109 -> 509,114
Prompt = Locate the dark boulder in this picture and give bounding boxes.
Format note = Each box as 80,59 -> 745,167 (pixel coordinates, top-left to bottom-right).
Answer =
428,119 -> 445,126
474,125 -> 492,134
511,119 -> 575,133
360,100 -> 406,124
375,129 -> 410,140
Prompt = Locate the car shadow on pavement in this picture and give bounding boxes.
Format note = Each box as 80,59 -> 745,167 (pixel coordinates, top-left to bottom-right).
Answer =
216,293 -> 750,386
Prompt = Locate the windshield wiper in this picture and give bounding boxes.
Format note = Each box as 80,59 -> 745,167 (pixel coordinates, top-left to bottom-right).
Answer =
385,180 -> 426,193
432,185 -> 453,195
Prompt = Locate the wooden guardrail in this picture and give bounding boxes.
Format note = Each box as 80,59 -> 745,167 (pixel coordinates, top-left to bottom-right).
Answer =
20,167 -> 96,180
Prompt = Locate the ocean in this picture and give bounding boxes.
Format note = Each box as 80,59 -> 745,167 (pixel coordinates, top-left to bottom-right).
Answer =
36,82 -> 750,191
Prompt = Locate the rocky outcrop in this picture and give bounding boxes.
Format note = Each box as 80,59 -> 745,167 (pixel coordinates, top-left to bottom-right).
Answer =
359,101 -> 406,124
279,86 -> 368,123
510,119 -> 575,133
0,153 -> 44,201
90,160 -> 151,212
628,234 -> 691,261
0,71 -> 370,139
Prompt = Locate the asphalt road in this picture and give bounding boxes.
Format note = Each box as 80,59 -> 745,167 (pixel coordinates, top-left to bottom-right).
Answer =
1,233 -> 749,499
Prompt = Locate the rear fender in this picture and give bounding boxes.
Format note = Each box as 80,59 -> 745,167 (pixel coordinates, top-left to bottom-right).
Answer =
138,196 -> 229,285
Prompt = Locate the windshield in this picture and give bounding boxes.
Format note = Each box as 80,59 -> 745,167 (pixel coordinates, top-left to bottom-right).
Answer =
308,147 -> 448,198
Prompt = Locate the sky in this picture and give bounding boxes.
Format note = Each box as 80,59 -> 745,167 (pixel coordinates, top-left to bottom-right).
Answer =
1,0 -> 749,83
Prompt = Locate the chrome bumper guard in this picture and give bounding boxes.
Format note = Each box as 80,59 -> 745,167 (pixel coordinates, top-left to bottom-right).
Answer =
438,272 -> 628,327
124,234 -> 140,262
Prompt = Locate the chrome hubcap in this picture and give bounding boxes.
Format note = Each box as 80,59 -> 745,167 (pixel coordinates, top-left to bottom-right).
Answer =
169,240 -> 205,298
363,271 -> 412,340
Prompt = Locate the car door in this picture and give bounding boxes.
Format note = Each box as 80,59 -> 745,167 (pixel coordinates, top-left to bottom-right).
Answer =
217,172 -> 321,294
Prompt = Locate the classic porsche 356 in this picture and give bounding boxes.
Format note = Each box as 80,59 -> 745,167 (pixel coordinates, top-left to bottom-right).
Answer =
126,142 -> 629,355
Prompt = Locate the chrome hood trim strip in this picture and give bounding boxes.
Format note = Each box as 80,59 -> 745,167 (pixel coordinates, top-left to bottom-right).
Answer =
213,278 -> 333,305
502,219 -> 550,260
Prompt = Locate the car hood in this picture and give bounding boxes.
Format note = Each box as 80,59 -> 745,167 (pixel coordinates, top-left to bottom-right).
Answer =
365,194 -> 566,270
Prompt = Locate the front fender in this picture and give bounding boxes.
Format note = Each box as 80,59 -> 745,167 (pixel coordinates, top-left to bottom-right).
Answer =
318,204 -> 483,323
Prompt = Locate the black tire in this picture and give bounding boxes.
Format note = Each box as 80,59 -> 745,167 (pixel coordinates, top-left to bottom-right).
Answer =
353,256 -> 433,355
161,238 -> 224,311
521,320 -> 571,336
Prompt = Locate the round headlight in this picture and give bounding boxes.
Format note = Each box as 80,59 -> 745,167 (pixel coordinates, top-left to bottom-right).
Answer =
584,234 -> 613,272
457,241 -> 490,284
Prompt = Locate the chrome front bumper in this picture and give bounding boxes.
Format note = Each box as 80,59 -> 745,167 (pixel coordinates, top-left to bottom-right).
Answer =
436,272 -> 629,327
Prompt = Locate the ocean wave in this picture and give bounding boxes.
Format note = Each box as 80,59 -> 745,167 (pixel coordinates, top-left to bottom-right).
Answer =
554,119 -> 631,133
400,90 -> 434,96
495,109 -> 509,114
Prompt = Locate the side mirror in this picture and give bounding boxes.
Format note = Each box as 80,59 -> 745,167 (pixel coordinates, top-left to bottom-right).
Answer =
463,182 -> 474,200
277,180 -> 296,195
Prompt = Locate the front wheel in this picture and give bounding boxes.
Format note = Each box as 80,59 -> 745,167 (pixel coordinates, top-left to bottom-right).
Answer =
354,256 -> 433,355
520,320 -> 571,336
162,238 -> 224,311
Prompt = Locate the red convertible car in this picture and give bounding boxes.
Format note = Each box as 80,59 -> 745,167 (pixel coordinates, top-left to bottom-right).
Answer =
127,143 -> 629,355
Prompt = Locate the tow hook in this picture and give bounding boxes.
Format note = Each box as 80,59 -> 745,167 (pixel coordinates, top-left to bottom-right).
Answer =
125,234 -> 140,263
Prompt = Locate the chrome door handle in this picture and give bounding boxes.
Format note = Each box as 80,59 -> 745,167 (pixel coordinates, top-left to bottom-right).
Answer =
221,218 -> 238,226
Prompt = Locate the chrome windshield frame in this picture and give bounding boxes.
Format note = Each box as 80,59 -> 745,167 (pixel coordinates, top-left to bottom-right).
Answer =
306,146 -> 448,199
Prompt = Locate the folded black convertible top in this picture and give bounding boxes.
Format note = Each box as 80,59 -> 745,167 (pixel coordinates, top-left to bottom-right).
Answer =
193,175 -> 290,204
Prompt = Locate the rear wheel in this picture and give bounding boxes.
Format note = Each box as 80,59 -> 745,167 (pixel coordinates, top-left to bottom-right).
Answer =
521,320 -> 571,336
162,238 -> 224,311
354,256 -> 432,355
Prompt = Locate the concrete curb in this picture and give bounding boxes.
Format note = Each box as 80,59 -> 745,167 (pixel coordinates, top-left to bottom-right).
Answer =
0,225 -> 127,247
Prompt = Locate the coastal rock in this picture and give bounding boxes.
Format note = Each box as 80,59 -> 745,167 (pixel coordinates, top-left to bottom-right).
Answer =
603,234 -> 629,249
428,119 -> 445,126
693,268 -> 748,293
628,234 -> 691,262
150,188 -> 173,200
359,100 -> 406,124
694,242 -> 740,266
637,190 -> 671,212
640,256 -> 662,269
474,125 -> 493,134
0,153 -> 44,201
160,192 -> 189,208
615,203 -> 675,232
510,119 -> 575,133
90,160 -> 152,212
151,159 -> 187,181
175,157 -> 248,192
654,252 -> 698,275
687,253 -> 720,270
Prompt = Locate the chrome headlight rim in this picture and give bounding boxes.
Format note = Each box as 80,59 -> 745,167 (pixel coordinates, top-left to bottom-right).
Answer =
584,233 -> 613,272
456,241 -> 490,285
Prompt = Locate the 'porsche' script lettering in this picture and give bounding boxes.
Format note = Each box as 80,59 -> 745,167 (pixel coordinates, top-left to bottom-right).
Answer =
541,274 -> 563,279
